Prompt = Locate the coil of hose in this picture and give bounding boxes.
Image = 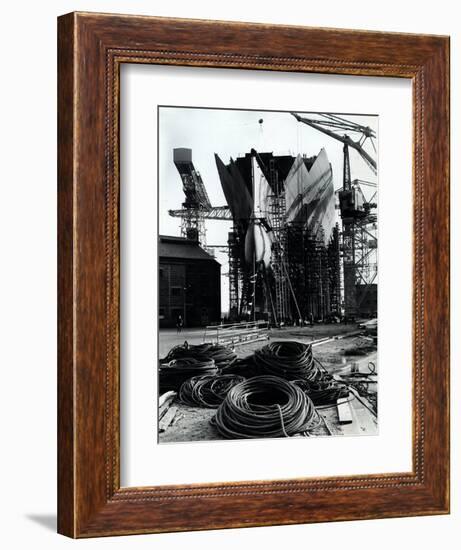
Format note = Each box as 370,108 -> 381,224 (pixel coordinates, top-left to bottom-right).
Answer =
179,374 -> 245,408
159,358 -> 217,392
213,375 -> 318,439
254,341 -> 321,381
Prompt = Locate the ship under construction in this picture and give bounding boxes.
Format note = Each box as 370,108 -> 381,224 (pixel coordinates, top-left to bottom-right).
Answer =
168,112 -> 377,326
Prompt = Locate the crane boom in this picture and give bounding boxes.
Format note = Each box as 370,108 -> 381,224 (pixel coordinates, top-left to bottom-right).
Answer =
291,112 -> 377,175
169,205 -> 232,220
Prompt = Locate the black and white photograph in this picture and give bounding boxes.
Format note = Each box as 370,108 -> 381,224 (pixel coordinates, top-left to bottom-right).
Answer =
157,106 -> 378,443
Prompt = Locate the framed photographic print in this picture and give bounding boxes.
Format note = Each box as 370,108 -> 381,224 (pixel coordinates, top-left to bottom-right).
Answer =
58,12 -> 450,537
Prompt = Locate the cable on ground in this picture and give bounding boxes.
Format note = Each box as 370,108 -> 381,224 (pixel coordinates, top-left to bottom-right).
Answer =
254,341 -> 321,381
253,341 -> 348,406
161,342 -> 237,369
213,375 -> 317,439
219,356 -> 259,378
159,358 -> 217,392
179,374 -> 245,408
292,378 -> 349,407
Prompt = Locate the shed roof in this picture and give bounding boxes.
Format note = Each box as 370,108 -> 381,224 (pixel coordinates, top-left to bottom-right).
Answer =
158,235 -> 220,263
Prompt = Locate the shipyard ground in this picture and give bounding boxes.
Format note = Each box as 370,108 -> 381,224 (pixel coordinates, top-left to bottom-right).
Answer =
158,323 -> 378,443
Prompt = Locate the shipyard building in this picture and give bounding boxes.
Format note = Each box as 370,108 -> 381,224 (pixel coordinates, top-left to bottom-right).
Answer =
158,235 -> 221,328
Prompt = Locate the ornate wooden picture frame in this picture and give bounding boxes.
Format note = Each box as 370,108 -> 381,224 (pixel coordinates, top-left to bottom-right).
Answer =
57,12 -> 450,537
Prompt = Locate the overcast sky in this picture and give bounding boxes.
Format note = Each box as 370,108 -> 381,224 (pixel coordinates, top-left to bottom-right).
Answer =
158,106 -> 378,312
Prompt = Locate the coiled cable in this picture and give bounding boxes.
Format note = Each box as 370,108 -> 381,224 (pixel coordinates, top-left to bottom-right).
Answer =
254,341 -> 321,381
219,356 -> 259,378
292,378 -> 349,407
159,358 -> 217,392
254,342 -> 348,406
179,374 -> 245,408
161,342 -> 237,369
213,375 -> 318,439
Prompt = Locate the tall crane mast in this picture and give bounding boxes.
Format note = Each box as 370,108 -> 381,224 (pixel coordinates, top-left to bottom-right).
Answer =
292,112 -> 378,320
172,148 -> 230,245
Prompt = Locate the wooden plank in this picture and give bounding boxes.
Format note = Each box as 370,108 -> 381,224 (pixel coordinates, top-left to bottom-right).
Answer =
337,397 -> 353,424
159,406 -> 178,433
159,391 -> 176,408
159,393 -> 177,420
349,387 -> 377,417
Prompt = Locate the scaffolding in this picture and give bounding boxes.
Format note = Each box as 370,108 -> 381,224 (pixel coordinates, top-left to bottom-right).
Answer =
306,233 -> 330,319
216,149 -> 346,323
328,225 -> 342,316
285,222 -> 341,322
228,227 -> 242,321
341,214 -> 377,319
268,159 -> 291,324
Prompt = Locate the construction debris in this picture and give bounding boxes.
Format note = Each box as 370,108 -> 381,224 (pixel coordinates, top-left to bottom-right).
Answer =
159,391 -> 177,420
159,406 -> 178,433
337,397 -> 353,424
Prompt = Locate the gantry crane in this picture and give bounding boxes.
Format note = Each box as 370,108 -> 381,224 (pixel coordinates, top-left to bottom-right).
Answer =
171,148 -> 231,246
292,112 -> 378,319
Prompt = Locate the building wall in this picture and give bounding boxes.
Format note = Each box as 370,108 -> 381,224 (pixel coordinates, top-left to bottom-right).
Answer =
159,258 -> 221,327
159,262 -> 186,327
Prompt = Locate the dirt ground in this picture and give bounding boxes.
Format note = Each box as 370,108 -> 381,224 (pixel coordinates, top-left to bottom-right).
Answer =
158,322 -> 378,444
158,323 -> 369,358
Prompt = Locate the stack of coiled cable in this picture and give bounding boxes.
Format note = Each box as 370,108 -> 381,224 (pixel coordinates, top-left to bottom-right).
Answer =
213,375 -> 318,439
159,358 -> 217,392
219,355 -> 258,378
179,374 -> 245,408
254,341 -> 321,381
161,342 -> 237,369
253,341 -> 347,406
292,378 -> 349,407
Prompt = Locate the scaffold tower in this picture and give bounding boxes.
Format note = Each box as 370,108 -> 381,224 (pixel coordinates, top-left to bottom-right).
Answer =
268,159 -> 291,324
